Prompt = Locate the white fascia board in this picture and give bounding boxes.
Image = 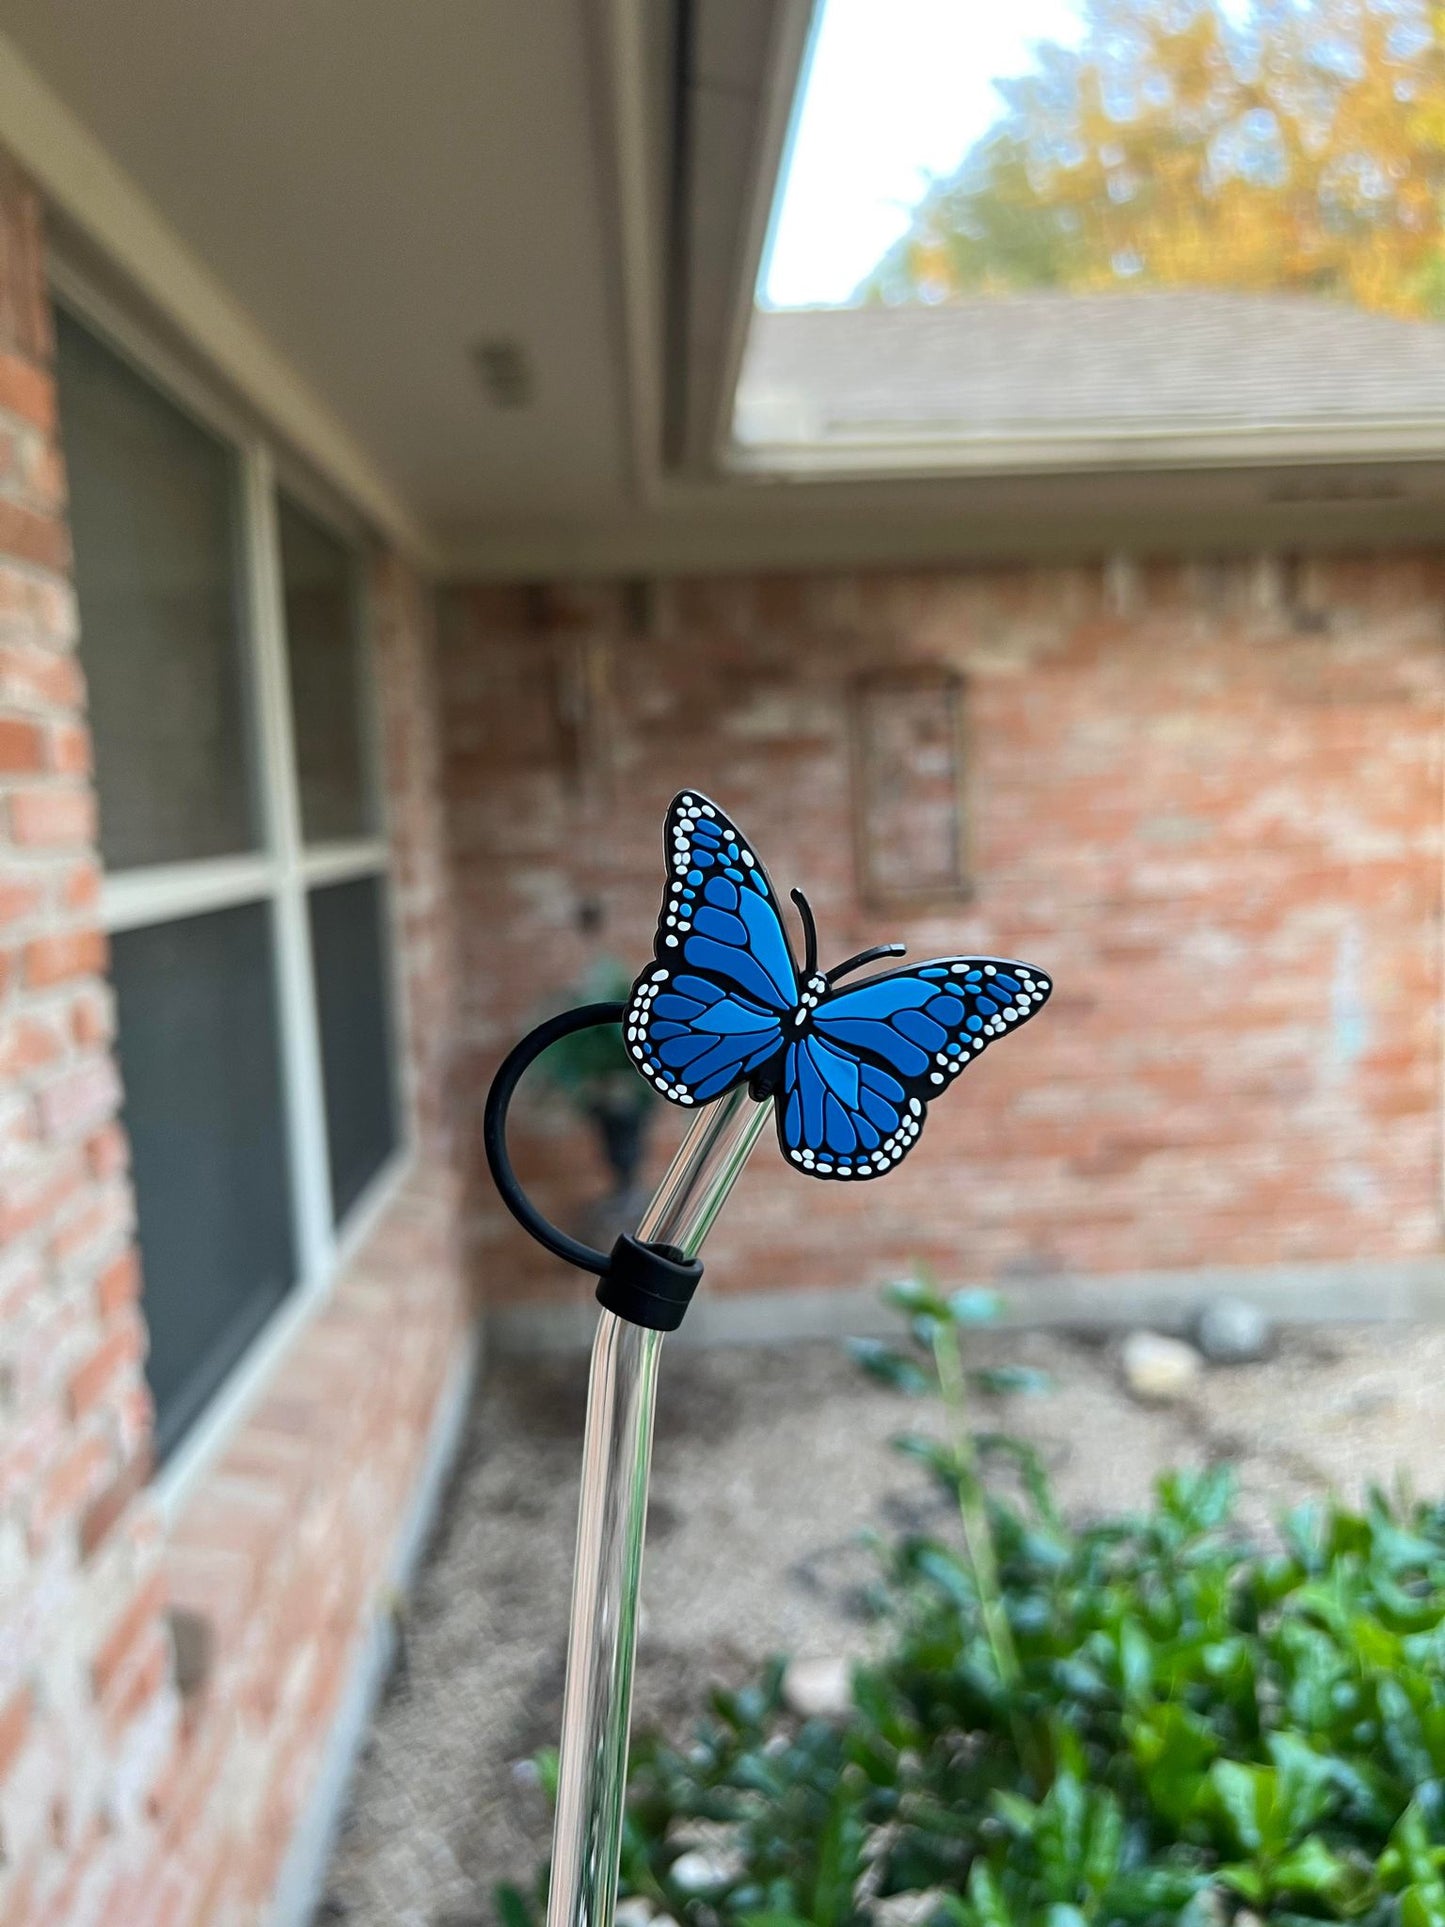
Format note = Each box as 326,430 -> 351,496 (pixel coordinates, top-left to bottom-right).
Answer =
0,26 -> 440,571
725,416 -> 1445,480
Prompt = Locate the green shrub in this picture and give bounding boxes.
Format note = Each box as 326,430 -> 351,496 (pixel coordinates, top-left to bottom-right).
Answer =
504,1282 -> 1445,1926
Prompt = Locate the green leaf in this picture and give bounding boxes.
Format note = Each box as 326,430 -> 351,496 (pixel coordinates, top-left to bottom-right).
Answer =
964,1859 -> 1016,1927
1117,1617 -> 1154,1705
1272,1833 -> 1359,1902
848,1338 -> 932,1396
1127,1702 -> 1215,1828
884,1272 -> 950,1320
1210,1759 -> 1268,1855
494,1884 -> 537,1927
1267,1731 -> 1336,1839
971,1365 -> 1054,1397
1404,1885 -> 1445,1927
1217,1862 -> 1268,1905
810,1778 -> 866,1924
948,1287 -> 1004,1326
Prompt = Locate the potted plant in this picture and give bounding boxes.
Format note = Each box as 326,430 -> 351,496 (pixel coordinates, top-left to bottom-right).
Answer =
531,960 -> 658,1226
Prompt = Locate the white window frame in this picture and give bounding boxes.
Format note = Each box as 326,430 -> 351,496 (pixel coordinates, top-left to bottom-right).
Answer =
50,258 -> 412,1517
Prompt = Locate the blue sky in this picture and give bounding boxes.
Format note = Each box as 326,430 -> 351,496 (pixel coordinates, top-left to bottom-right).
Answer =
761,0 -> 1091,307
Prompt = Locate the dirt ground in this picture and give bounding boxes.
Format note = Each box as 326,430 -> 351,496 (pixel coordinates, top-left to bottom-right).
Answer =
315,1321 -> 1445,1926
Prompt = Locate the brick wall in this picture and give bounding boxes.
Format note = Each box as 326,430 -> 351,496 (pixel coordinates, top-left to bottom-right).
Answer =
444,562 -> 1445,1311
0,154 -> 471,1924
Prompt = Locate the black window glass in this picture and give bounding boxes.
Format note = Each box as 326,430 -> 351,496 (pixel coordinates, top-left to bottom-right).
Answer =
308,876 -> 398,1223
55,308 -> 256,870
278,495 -> 373,842
111,904 -> 296,1457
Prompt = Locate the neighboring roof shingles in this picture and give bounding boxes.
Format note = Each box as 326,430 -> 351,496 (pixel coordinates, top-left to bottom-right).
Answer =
733,293 -> 1445,447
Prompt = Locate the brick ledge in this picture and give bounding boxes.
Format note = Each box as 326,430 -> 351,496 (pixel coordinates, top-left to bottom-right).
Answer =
489,1254 -> 1445,1353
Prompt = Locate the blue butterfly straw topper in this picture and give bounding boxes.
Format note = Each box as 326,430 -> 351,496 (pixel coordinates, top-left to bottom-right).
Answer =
626,791 -> 1051,1178
484,790 -> 1052,1927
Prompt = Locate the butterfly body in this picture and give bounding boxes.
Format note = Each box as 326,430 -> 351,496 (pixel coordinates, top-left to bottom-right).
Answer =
625,792 -> 1051,1181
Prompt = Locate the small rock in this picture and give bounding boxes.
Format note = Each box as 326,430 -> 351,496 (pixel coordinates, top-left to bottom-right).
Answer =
614,1900 -> 656,1927
1121,1330 -> 1203,1403
1194,1295 -> 1272,1365
669,1846 -> 745,1893
872,1892 -> 947,1927
782,1654 -> 852,1719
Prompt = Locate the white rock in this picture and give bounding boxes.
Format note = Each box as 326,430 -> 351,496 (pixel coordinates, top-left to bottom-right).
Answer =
1121,1330 -> 1203,1402
1194,1295 -> 1272,1365
614,1901 -> 660,1927
873,1892 -> 947,1927
669,1846 -> 745,1893
782,1654 -> 853,1719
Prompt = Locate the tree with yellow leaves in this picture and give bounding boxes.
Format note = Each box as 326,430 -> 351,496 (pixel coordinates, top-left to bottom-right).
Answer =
864,0 -> 1445,320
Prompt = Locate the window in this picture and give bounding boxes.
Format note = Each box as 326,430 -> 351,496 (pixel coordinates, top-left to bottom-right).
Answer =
56,298 -> 401,1464
729,0 -> 1445,474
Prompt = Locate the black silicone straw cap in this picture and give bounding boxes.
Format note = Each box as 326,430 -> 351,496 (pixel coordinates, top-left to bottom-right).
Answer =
595,1233 -> 704,1333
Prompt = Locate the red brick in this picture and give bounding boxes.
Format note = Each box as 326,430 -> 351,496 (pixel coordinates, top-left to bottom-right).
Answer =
8,787 -> 95,847
0,350 -> 53,432
23,926 -> 104,987
101,1624 -> 170,1737
36,1057 -> 119,1142
48,722 -> 90,777
58,861 -> 100,913
68,987 -> 111,1050
51,1183 -> 130,1266
67,1318 -> 142,1421
0,1147 -> 83,1242
85,1121 -> 129,1181
95,1248 -> 141,1320
0,1685 -> 32,1780
0,715 -> 44,773
0,643 -> 83,711
0,876 -> 43,925
31,1432 -> 111,1543
79,1445 -> 152,1561
0,498 -> 66,573
91,1568 -> 168,1702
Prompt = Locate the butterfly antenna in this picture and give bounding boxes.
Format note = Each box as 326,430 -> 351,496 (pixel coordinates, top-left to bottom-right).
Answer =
790,889 -> 818,979
824,942 -> 907,986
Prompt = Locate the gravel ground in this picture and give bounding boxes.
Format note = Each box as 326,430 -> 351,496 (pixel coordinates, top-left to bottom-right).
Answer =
315,1321 -> 1445,1926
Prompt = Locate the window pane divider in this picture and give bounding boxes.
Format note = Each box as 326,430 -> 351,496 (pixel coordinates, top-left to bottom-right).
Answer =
101,852 -> 278,934
299,838 -> 389,887
245,443 -> 337,1290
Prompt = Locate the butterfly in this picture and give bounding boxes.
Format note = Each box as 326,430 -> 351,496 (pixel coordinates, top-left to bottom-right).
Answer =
624,791 -> 1053,1181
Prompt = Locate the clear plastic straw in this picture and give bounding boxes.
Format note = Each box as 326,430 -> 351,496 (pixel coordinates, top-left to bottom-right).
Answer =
545,1087 -> 771,1927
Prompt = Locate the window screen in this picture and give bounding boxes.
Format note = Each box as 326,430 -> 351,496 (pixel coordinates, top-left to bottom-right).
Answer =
308,876 -> 398,1224
55,307 -> 257,870
278,493 -> 374,842
111,905 -> 296,1459
57,299 -> 401,1466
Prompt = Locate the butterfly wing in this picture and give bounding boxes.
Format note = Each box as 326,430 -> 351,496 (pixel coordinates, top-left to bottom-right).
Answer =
779,959 -> 1052,1178
625,791 -> 796,1107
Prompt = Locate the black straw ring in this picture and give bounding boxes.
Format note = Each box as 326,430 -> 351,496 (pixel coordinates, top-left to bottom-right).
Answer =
482,1001 -> 628,1277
